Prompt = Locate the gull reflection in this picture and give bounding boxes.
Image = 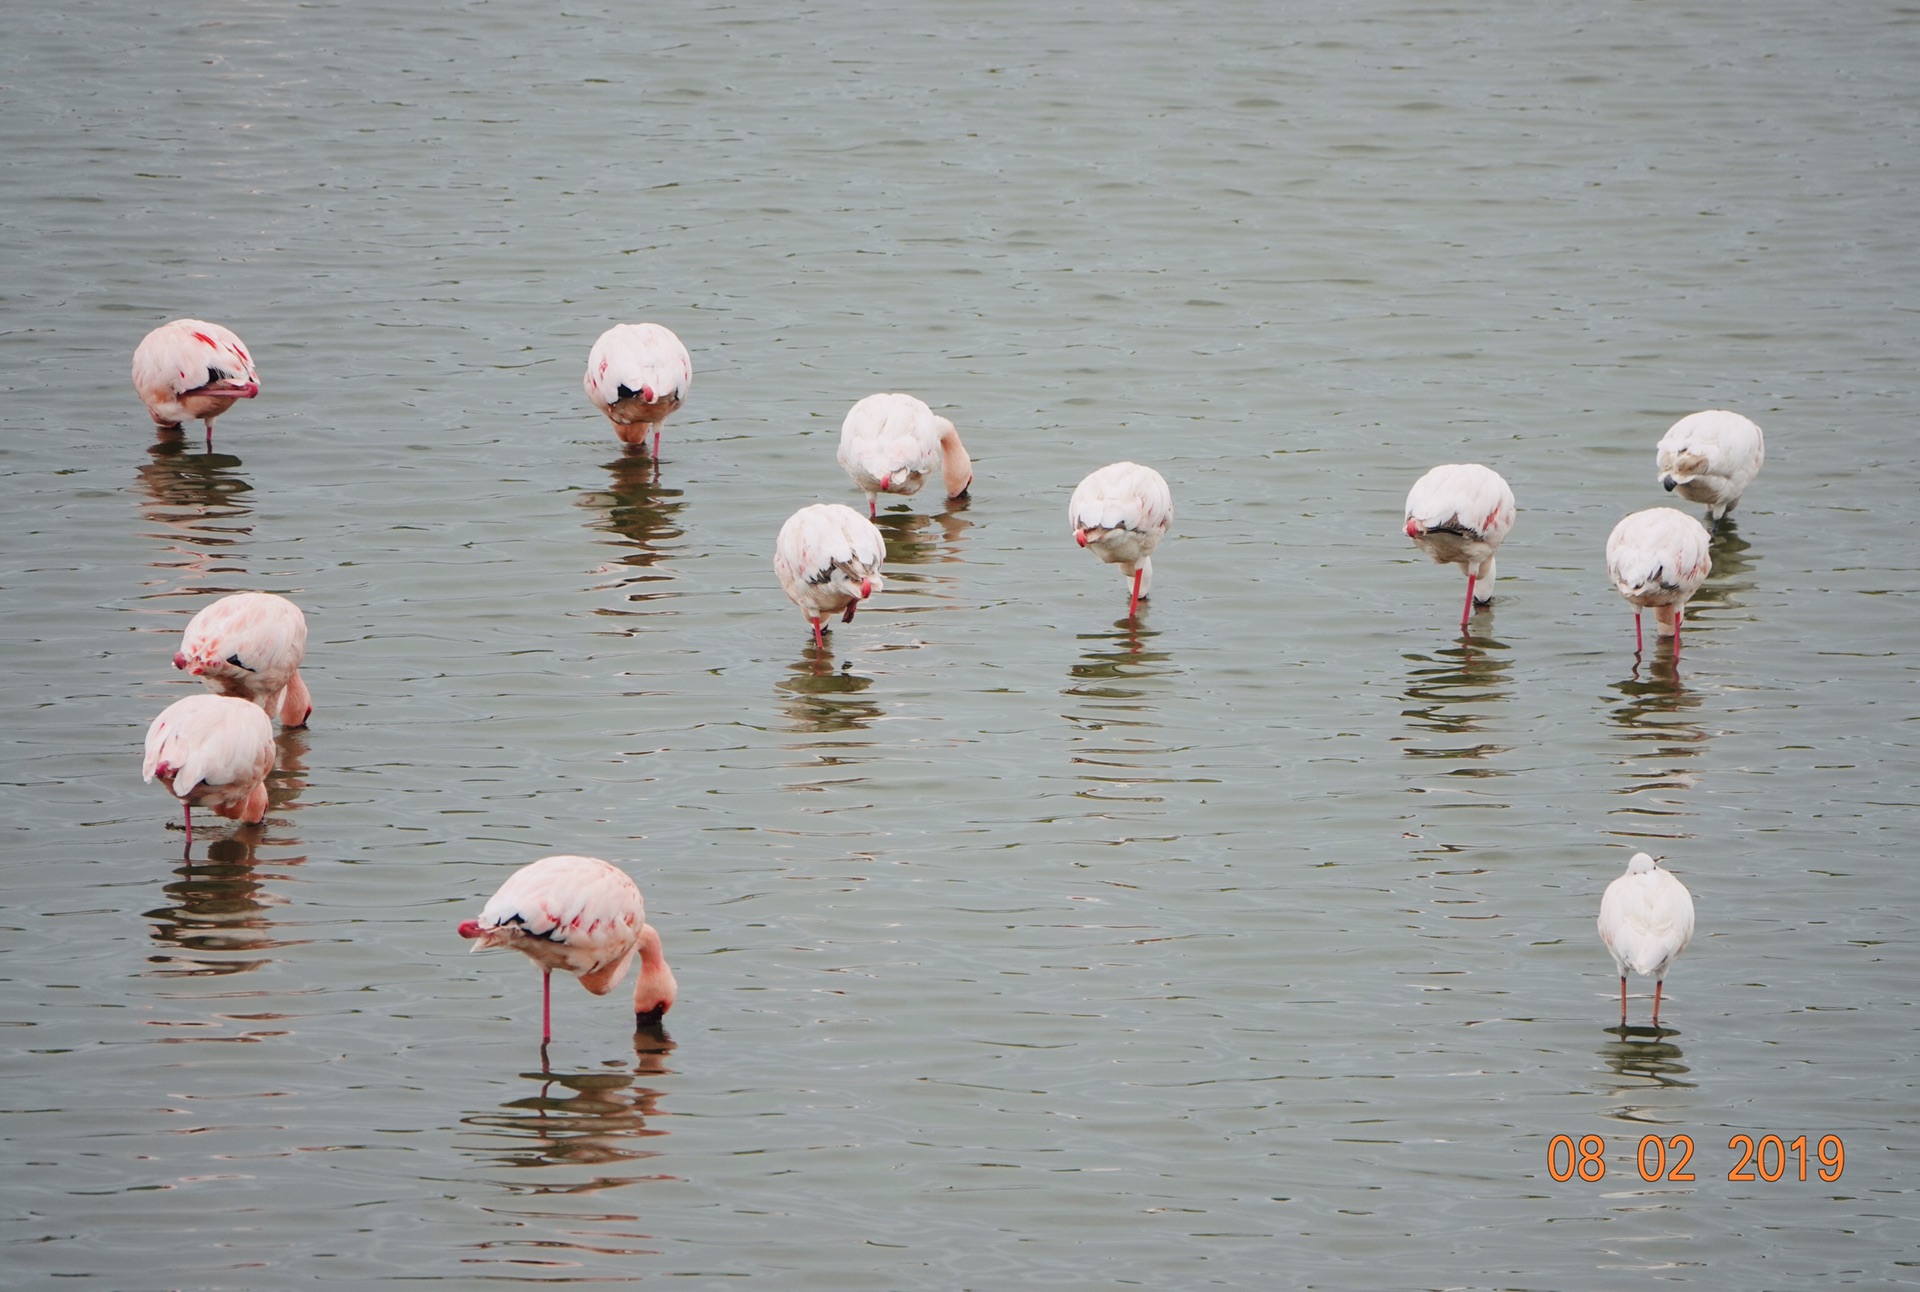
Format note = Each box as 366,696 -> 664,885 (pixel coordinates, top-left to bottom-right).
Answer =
576,449 -> 687,616
463,1029 -> 677,1181
1396,638 -> 1513,771
144,741 -> 309,976
1062,624 -> 1182,809
131,440 -> 253,590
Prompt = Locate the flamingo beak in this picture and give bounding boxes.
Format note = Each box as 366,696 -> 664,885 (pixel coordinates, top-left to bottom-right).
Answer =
859,578 -> 872,599
1074,528 -> 1088,547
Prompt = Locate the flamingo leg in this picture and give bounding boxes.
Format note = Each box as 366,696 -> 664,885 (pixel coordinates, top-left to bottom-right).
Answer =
810,616 -> 826,650
1128,568 -> 1144,618
1461,574 -> 1477,629
1619,975 -> 1628,1026
542,968 -> 553,1045
1651,979 -> 1664,1028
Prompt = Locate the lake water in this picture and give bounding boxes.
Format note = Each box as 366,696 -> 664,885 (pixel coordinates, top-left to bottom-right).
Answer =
4,2 -> 1917,1286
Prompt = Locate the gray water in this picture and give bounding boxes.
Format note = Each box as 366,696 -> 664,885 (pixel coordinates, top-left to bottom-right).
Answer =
3,2 -> 1917,1287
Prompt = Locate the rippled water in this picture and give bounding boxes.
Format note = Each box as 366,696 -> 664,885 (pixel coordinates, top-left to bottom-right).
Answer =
5,2 -> 1918,1286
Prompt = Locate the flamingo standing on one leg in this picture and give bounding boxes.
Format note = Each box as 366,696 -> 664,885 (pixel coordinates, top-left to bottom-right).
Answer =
173,592 -> 313,728
1605,507 -> 1712,654
1070,461 -> 1173,619
773,503 -> 887,650
836,393 -> 973,517
131,320 -> 260,450
1598,851 -> 1696,1028
583,323 -> 693,455
457,854 -> 678,1045
1404,464 -> 1516,630
1657,409 -> 1765,522
142,693 -> 277,843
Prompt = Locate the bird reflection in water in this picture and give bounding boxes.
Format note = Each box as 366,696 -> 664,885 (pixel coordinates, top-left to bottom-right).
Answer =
1063,624 -> 1181,808
1396,638 -> 1514,769
144,732 -> 310,976
464,1027 -> 677,1181
131,439 -> 253,587
576,449 -> 687,617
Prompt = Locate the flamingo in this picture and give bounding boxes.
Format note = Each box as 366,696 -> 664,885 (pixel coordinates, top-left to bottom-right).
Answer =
173,592 -> 313,728
142,693 -> 277,843
837,393 -> 973,517
1598,852 -> 1696,1028
1657,410 -> 1765,521
1606,507 -> 1712,654
1070,461 -> 1173,619
773,503 -> 887,650
1403,464 -> 1516,630
458,854 -> 678,1045
131,320 -> 260,450
583,323 -> 693,454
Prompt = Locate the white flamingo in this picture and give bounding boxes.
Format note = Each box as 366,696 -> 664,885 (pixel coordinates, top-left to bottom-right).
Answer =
1598,852 -> 1696,1027
142,693 -> 277,842
1606,507 -> 1712,654
774,503 -> 886,650
1070,461 -> 1173,619
1404,464 -> 1516,629
1657,410 -> 1764,521
131,319 -> 259,450
458,854 -> 678,1045
173,592 -> 313,728
583,323 -> 693,455
836,393 -> 972,517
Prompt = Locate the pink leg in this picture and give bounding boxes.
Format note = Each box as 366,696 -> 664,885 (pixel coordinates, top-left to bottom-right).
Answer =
1652,979 -> 1664,1028
542,968 -> 553,1045
1619,975 -> 1628,1026
1128,568 -> 1144,618
1461,574 -> 1477,629
810,617 -> 826,650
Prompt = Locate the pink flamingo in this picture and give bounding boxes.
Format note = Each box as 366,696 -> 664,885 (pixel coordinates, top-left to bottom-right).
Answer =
174,592 -> 313,728
142,693 -> 277,842
1657,410 -> 1765,522
458,855 -> 678,1044
583,323 -> 692,455
131,320 -> 259,450
837,393 -> 972,517
1606,506 -> 1712,654
774,503 -> 887,650
1598,852 -> 1695,1027
1404,463 -> 1517,629
1070,461 -> 1172,619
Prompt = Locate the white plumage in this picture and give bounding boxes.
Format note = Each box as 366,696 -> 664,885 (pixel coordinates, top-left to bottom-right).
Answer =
1403,463 -> 1516,629
1657,410 -> 1764,521
141,693 -> 277,841
173,592 -> 312,728
458,854 -> 678,1043
583,323 -> 693,453
837,392 -> 973,516
1597,852 -> 1696,1027
1070,461 -> 1173,618
774,503 -> 887,650
131,319 -> 259,449
1606,506 -> 1712,653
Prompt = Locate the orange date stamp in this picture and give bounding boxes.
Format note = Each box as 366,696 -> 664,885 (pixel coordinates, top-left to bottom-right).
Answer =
1546,1132 -> 1845,1183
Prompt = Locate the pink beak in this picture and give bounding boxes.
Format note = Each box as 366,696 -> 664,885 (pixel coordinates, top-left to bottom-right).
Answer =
1074,528 -> 1088,548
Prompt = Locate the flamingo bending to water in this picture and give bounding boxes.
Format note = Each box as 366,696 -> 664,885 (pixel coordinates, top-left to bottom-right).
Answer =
458,854 -> 678,1044
131,320 -> 259,450
584,323 -> 693,455
774,503 -> 887,650
1605,507 -> 1712,654
142,693 -> 277,842
837,393 -> 972,517
1070,461 -> 1172,619
1657,410 -> 1764,521
1403,464 -> 1516,629
174,592 -> 313,727
1598,852 -> 1695,1028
